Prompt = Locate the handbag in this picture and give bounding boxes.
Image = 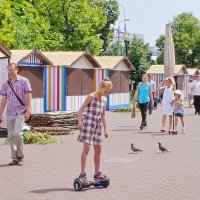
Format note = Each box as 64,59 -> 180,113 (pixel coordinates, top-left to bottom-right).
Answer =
7,81 -> 31,123
131,102 -> 136,118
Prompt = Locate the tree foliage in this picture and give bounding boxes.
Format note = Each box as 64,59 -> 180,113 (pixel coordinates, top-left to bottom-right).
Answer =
34,0 -> 107,54
155,35 -> 165,64
89,0 -> 119,53
9,0 -> 63,50
102,43 -> 125,56
156,12 -> 200,67
0,0 -> 15,46
0,0 -> 119,54
172,12 -> 200,67
128,36 -> 151,83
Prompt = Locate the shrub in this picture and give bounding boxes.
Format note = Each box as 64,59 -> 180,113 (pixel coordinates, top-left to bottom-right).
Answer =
23,131 -> 60,145
113,107 -> 132,112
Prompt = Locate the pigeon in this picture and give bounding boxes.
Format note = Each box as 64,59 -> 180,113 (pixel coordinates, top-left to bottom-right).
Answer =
131,143 -> 143,153
158,142 -> 170,153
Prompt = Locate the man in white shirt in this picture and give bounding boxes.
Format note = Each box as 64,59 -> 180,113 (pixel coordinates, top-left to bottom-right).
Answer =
187,79 -> 193,107
191,75 -> 200,115
148,74 -> 157,114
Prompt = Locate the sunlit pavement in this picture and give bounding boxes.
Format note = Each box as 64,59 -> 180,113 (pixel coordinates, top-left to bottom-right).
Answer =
0,105 -> 199,200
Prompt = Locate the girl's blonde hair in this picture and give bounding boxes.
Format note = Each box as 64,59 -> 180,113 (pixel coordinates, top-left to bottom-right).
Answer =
100,77 -> 113,88
164,77 -> 175,84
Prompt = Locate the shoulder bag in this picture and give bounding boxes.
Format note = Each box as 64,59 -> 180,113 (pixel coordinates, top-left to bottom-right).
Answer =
7,81 -> 31,123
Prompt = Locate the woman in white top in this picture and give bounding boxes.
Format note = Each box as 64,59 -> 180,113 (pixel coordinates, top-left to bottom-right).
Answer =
191,75 -> 200,115
158,77 -> 176,132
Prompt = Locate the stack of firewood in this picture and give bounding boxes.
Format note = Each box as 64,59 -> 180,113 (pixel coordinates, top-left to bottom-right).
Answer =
29,111 -> 79,135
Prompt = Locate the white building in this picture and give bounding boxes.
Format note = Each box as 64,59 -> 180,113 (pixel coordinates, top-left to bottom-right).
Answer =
112,29 -> 144,46
0,44 -> 11,128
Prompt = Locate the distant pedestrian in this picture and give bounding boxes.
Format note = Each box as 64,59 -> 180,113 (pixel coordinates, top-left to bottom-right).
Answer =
148,74 -> 156,114
0,63 -> 32,166
191,75 -> 200,115
172,90 -> 185,134
159,79 -> 164,102
77,77 -> 112,184
187,79 -> 193,107
158,77 -> 176,132
134,74 -> 153,130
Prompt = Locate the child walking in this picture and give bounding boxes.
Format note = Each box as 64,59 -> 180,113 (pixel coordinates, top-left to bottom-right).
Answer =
172,90 -> 185,134
77,77 -> 113,184
158,77 -> 176,132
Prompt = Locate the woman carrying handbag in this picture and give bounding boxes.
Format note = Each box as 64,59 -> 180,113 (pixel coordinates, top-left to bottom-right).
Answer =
133,74 -> 153,130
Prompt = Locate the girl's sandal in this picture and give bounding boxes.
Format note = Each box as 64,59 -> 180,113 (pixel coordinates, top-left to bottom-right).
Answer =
160,129 -> 165,132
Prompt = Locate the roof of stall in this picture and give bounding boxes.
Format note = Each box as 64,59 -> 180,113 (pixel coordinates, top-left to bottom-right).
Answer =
147,65 -> 188,75
0,44 -> 12,58
43,51 -> 101,68
186,68 -> 199,75
94,56 -> 135,71
3,47 -> 134,70
10,50 -> 32,63
10,49 -> 53,65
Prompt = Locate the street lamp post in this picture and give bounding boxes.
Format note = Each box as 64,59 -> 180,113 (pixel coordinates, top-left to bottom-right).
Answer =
119,3 -> 127,32
117,19 -> 130,55
123,32 -> 132,56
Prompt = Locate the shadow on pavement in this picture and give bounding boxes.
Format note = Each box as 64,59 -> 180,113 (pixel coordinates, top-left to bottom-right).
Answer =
111,129 -> 138,132
128,152 -> 142,155
117,125 -> 137,127
185,113 -> 196,116
151,133 -> 170,136
155,152 -> 171,154
30,188 -> 76,193
134,131 -> 151,134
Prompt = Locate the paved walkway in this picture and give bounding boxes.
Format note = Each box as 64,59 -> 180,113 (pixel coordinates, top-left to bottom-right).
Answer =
0,105 -> 200,200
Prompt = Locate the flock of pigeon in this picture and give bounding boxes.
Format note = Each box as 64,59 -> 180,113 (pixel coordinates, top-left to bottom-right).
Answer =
131,142 -> 170,153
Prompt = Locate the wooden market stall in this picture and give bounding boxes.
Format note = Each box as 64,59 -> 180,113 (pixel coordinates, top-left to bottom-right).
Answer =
95,56 -> 135,109
10,49 -> 52,114
42,51 -> 101,111
0,45 -> 135,113
147,64 -> 188,98
186,68 -> 199,78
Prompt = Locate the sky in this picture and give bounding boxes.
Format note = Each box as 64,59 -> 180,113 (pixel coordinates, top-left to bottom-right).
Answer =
116,0 -> 200,46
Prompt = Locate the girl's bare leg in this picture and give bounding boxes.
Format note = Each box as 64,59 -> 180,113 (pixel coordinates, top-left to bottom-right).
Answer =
81,143 -> 90,174
94,145 -> 101,174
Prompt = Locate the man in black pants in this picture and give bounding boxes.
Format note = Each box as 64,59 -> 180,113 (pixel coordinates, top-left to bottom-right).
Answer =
192,75 -> 200,115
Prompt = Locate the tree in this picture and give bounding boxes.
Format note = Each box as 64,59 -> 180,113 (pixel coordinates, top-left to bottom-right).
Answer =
0,0 -> 64,50
102,43 -> 125,56
89,0 -> 119,53
128,36 -> 151,83
155,12 -> 200,67
155,35 -> 165,64
172,12 -> 200,67
33,0 -> 107,54
9,0 -> 63,50
1,0 -> 119,54
0,0 -> 15,47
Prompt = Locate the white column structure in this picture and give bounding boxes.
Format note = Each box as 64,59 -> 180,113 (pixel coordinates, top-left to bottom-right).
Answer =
164,23 -> 175,77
